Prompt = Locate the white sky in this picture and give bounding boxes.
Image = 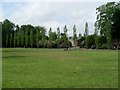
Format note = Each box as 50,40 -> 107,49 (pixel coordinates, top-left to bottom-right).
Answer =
1,0 -> 119,36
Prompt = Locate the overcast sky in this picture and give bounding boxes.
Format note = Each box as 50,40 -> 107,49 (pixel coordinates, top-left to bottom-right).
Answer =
0,0 -> 119,36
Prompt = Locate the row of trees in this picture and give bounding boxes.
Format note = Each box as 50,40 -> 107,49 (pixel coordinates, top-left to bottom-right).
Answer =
2,19 -> 76,48
1,2 -> 120,49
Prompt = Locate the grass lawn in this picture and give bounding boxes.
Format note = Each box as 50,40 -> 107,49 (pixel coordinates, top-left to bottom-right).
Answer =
2,48 -> 118,88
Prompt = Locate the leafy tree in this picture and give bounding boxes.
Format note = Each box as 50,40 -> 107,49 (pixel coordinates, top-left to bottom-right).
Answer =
16,25 -> 21,47
14,31 -> 17,47
94,22 -> 99,49
49,27 -> 52,48
25,29 -> 29,48
21,31 -> 24,47
30,29 -> 33,48
84,22 -> 89,49
106,20 -> 111,49
96,2 -> 120,44
63,25 -> 68,48
57,27 -> 60,48
96,2 -> 116,36
36,29 -> 39,48
41,28 -> 46,48
111,2 -> 120,39
10,33 -> 13,47
51,32 -> 57,41
96,2 -> 120,48
78,33 -> 82,39
0,22 -> 2,47
87,35 -> 95,48
6,34 -> 8,47
73,25 -> 77,49
2,19 -> 15,47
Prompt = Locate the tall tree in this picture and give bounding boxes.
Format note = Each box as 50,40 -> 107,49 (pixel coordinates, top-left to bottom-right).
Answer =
49,27 -> 52,48
30,29 -> 33,48
84,22 -> 89,49
14,31 -> 17,47
111,2 -> 120,39
94,22 -> 99,49
6,34 -> 8,47
96,2 -> 120,48
36,29 -> 39,48
16,25 -> 21,47
57,27 -> 60,48
73,25 -> 77,49
25,29 -> 29,48
2,19 -> 15,47
106,20 -> 111,49
63,25 -> 68,48
78,33 -> 82,39
10,33 -> 13,47
21,31 -> 24,47
96,2 -> 116,36
41,28 -> 46,48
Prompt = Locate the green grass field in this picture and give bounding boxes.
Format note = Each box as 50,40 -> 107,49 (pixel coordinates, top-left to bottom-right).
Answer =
2,48 -> 118,88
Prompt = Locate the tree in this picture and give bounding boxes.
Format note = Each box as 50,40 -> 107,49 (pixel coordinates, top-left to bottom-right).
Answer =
57,27 -> 60,48
10,33 -> 13,47
63,25 -> 68,48
84,22 -> 89,49
96,2 -> 120,49
64,25 -> 67,34
73,25 -> 77,49
16,25 -> 21,47
49,27 -> 52,48
106,20 -> 111,49
30,29 -> 33,48
2,19 -> 15,47
14,31 -> 17,47
6,34 -> 8,47
41,28 -> 46,48
36,29 -> 39,48
21,31 -> 24,47
25,29 -> 29,48
78,33 -> 82,39
111,2 -> 120,39
96,2 -> 116,36
94,22 -> 99,49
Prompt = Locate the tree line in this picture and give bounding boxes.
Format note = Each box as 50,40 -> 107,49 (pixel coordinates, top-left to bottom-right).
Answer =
1,2 -> 120,49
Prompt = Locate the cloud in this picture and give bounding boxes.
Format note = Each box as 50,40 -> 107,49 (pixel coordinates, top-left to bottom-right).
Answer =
2,0 -> 120,2
0,5 -> 4,21
2,2 -> 110,36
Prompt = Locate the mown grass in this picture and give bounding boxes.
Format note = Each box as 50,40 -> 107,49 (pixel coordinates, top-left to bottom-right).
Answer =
2,48 -> 118,88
